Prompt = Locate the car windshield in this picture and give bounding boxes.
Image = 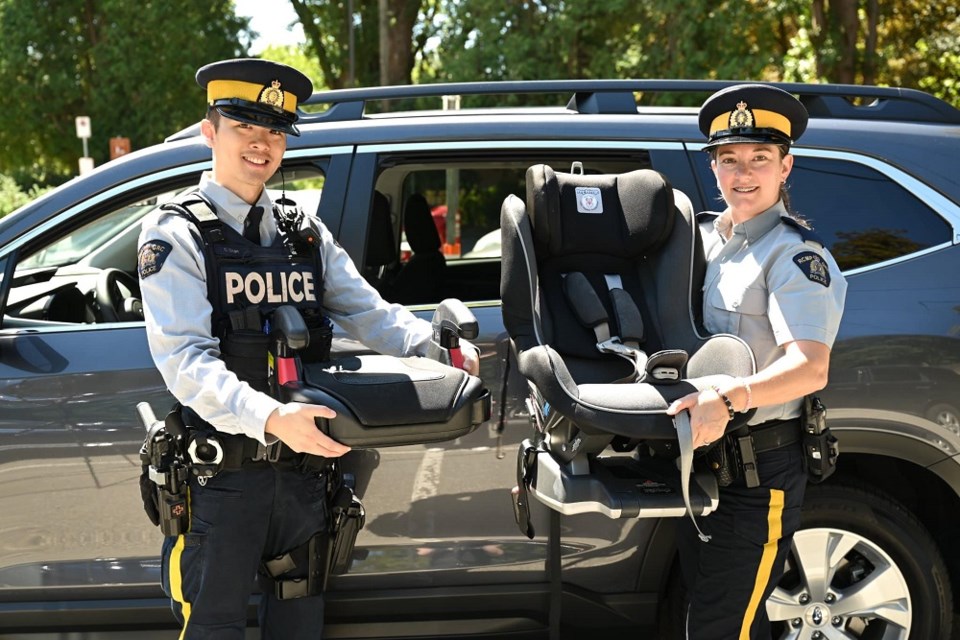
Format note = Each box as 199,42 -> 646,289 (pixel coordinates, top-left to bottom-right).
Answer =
18,199 -> 160,271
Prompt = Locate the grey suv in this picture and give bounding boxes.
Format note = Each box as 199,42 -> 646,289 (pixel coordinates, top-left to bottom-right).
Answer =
1,80 -> 958,639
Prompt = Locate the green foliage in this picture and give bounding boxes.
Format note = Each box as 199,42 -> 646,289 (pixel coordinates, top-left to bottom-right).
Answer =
0,0 -> 251,180
290,0 -> 380,89
0,174 -> 49,218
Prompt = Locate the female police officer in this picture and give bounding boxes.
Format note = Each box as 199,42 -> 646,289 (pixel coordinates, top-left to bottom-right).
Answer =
666,84 -> 847,639
136,59 -> 477,639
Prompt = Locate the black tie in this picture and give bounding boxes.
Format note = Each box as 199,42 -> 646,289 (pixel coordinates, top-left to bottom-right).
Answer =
243,206 -> 264,245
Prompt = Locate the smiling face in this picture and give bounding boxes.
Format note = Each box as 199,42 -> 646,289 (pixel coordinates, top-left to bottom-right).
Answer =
201,114 -> 286,204
711,143 -> 794,222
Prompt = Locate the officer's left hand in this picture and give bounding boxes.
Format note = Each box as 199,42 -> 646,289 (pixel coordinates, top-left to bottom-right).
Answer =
459,339 -> 480,376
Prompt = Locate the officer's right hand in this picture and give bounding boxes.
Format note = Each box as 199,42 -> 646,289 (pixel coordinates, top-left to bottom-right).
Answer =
265,402 -> 351,458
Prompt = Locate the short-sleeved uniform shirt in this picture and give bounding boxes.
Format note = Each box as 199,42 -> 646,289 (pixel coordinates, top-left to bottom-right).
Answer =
699,200 -> 847,425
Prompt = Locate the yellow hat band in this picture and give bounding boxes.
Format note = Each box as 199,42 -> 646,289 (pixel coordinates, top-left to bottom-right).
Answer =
710,108 -> 792,139
207,79 -> 297,114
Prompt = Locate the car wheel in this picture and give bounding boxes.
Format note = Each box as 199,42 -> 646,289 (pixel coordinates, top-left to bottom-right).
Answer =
767,483 -> 953,639
926,402 -> 960,434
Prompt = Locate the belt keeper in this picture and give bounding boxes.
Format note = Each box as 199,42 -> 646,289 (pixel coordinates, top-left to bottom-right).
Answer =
276,577 -> 308,600
736,433 -> 760,488
255,441 -> 284,463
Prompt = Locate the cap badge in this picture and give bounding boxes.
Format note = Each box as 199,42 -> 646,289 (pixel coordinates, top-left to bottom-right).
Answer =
729,100 -> 754,129
258,80 -> 284,108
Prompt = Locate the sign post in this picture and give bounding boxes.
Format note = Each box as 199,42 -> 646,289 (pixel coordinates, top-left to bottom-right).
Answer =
75,116 -> 93,174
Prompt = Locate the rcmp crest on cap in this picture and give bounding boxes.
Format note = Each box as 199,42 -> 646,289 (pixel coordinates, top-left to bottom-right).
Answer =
729,101 -> 754,128
196,59 -> 314,136
699,84 -> 808,150
259,80 -> 285,109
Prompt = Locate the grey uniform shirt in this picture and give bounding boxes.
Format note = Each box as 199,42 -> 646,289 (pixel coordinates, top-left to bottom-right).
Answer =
138,172 -> 433,444
699,200 -> 847,424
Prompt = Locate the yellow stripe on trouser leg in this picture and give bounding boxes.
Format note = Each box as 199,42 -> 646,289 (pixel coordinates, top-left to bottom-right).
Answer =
170,486 -> 192,640
170,535 -> 191,640
738,489 -> 785,640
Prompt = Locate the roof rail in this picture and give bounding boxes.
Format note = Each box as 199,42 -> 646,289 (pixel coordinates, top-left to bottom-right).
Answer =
299,79 -> 960,125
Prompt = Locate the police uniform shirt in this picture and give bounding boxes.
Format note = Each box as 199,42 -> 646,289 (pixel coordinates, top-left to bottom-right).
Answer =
138,172 -> 433,444
700,200 -> 847,424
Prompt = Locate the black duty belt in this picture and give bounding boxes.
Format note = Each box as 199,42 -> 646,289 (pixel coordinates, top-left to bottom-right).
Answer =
216,432 -> 300,469
749,418 -> 802,453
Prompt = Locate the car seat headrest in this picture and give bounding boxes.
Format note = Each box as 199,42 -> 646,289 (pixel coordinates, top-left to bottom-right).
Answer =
366,190 -> 397,267
403,194 -> 442,254
525,164 -> 675,259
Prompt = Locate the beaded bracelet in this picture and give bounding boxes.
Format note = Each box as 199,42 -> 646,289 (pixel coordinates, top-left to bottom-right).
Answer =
710,385 -> 735,421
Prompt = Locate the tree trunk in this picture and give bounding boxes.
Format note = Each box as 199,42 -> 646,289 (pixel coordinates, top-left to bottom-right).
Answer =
378,0 -> 418,86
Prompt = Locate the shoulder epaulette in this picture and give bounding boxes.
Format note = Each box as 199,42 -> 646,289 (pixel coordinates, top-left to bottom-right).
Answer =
780,216 -> 824,248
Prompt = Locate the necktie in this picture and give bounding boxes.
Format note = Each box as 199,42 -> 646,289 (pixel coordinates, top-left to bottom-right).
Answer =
243,206 -> 264,245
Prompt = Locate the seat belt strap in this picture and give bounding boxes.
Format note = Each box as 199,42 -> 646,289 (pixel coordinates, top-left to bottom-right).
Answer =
602,274 -> 648,379
562,272 -> 649,381
675,410 -> 711,542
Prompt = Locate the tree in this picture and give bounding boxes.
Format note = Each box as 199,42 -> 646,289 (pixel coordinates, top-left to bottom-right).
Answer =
435,0 -> 641,85
290,0 -> 430,89
290,0 -> 378,89
0,0 -> 250,179
784,1 -> 960,106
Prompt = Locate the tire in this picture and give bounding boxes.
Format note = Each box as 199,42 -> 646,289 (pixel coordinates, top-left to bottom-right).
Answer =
926,402 -> 960,434
768,483 -> 953,639
658,483 -> 954,640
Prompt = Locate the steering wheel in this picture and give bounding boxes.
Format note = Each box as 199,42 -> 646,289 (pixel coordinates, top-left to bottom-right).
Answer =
95,268 -> 143,322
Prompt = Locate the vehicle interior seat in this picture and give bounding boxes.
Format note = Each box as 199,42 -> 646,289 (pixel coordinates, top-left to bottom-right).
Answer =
500,164 -> 756,530
389,193 -> 446,305
363,190 -> 399,292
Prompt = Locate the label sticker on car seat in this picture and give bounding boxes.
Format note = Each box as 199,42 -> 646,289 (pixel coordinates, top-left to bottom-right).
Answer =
575,187 -> 603,214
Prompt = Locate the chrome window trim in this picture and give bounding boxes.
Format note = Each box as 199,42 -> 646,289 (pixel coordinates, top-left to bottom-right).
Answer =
356,140 -> 686,154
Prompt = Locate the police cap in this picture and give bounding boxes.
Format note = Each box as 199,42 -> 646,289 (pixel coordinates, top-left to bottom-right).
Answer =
196,58 -> 313,136
698,84 -> 808,150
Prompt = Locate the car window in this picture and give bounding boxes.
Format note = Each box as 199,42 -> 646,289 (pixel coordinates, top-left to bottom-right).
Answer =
3,164 -> 327,328
369,151 -> 654,304
692,153 -> 953,271
18,202 -> 155,271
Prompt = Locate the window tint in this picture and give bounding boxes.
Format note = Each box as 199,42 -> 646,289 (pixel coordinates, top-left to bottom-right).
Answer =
692,154 -> 952,271
370,151 -> 654,304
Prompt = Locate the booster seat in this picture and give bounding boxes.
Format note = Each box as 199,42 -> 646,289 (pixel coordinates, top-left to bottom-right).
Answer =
272,299 -> 490,448
500,164 -> 756,537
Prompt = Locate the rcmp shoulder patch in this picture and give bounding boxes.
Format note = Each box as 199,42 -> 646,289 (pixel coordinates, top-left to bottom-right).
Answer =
137,240 -> 172,279
792,250 -> 831,287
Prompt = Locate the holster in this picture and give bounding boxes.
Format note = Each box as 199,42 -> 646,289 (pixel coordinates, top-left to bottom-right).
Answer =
702,436 -> 741,487
325,483 -> 365,582
802,395 -> 838,483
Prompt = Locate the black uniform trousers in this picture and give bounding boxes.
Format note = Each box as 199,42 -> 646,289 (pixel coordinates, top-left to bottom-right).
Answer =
679,440 -> 806,640
161,461 -> 328,639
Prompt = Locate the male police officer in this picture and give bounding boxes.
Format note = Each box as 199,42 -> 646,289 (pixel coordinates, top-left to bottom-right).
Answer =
137,58 -> 478,639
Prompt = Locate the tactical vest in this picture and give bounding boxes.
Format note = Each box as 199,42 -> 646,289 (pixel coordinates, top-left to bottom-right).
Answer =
161,191 -> 332,393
